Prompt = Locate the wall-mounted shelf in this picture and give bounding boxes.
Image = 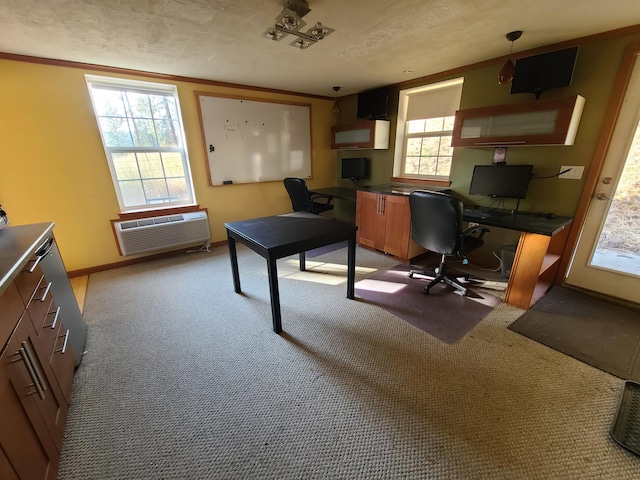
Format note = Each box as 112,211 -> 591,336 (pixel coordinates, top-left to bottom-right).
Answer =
331,120 -> 390,150
452,95 -> 585,147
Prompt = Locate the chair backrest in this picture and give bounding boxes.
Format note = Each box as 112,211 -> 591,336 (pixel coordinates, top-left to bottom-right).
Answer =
409,190 -> 463,255
284,177 -> 313,212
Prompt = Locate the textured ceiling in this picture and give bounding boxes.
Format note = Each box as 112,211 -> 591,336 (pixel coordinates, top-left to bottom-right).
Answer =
1,0 -> 639,97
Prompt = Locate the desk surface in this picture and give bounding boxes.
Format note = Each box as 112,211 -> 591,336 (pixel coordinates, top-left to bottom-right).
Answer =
462,209 -> 573,236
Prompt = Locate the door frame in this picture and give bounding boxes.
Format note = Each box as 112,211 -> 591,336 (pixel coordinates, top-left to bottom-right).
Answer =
557,41 -> 640,283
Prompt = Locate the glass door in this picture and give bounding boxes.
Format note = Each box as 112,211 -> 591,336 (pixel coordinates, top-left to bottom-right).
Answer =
565,52 -> 640,303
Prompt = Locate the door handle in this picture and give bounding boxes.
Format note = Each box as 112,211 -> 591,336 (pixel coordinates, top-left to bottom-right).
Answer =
596,192 -> 614,201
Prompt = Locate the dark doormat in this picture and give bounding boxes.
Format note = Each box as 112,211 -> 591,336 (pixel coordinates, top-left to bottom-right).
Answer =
611,381 -> 640,457
355,263 -> 501,344
508,286 -> 640,381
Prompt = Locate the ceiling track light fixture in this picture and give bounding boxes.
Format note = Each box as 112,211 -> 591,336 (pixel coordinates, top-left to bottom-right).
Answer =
263,0 -> 334,50
498,30 -> 523,85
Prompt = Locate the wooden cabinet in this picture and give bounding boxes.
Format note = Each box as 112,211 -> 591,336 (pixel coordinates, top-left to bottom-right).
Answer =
0,284 -> 61,480
356,190 -> 425,261
331,120 -> 390,150
452,95 -> 585,147
504,221 -> 572,309
16,262 -> 75,404
0,241 -> 76,480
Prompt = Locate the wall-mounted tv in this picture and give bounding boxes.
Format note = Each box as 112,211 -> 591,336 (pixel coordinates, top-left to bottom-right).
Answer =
357,87 -> 389,119
510,46 -> 579,99
469,164 -> 534,199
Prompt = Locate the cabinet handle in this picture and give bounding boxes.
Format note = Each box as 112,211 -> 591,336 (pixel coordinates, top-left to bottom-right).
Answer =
379,196 -> 385,215
18,347 -> 45,400
56,330 -> 70,354
45,307 -> 61,329
26,237 -> 54,273
38,281 -> 52,302
20,341 -> 47,395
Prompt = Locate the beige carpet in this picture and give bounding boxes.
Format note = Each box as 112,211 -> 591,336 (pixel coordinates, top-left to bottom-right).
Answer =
58,245 -> 640,479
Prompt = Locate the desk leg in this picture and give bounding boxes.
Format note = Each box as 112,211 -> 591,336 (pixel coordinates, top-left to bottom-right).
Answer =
266,255 -> 283,334
347,233 -> 356,299
226,232 -> 241,293
299,252 -> 306,271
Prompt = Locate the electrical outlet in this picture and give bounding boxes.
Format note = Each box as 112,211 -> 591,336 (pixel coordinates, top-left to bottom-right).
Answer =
559,165 -> 584,179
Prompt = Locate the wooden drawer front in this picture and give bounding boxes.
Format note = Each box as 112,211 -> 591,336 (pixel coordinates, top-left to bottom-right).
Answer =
51,329 -> 74,403
14,263 -> 45,305
26,282 -> 54,326
0,341 -> 59,480
27,292 -> 57,341
0,283 -> 26,344
5,319 -> 68,451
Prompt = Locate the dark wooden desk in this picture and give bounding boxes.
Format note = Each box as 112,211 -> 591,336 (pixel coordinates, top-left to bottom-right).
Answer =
224,213 -> 357,333
462,209 -> 574,309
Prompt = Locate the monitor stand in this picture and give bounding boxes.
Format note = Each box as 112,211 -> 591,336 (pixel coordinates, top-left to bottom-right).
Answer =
349,178 -> 361,188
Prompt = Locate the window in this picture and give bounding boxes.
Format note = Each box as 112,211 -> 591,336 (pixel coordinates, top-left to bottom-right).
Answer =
86,75 -> 195,213
393,78 -> 463,182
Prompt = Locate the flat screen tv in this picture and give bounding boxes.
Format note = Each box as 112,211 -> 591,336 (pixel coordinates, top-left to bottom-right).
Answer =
469,164 -> 534,199
510,46 -> 578,99
357,87 -> 389,119
341,157 -> 368,181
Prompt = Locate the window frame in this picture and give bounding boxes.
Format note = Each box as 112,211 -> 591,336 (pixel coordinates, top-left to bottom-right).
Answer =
392,78 -> 463,185
85,75 -> 196,214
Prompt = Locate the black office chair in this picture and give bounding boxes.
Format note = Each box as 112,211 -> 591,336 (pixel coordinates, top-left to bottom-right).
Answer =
408,190 -> 489,296
284,178 -> 334,215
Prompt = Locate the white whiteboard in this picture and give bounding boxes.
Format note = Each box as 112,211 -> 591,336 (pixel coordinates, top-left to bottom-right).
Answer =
197,94 -> 312,186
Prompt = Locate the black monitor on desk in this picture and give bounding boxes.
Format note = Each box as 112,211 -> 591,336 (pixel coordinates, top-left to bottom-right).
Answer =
469,164 -> 534,215
341,157 -> 368,187
469,164 -> 533,199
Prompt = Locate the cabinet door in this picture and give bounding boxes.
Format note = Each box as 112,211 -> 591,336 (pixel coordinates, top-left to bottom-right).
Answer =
356,191 -> 383,249
5,316 -> 67,451
451,95 -> 585,146
0,317 -> 60,480
381,195 -> 412,258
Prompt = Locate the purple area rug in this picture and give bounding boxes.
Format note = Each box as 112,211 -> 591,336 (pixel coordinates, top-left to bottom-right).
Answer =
355,263 -> 502,344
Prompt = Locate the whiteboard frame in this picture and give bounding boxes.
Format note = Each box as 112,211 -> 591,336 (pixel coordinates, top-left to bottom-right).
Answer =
195,92 -> 313,186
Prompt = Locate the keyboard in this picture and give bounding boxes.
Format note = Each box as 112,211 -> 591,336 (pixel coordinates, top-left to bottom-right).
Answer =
463,208 -> 490,220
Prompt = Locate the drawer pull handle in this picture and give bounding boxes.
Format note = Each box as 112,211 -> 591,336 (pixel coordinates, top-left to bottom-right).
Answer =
27,255 -> 43,273
45,307 -> 61,329
39,282 -> 52,302
56,330 -> 70,354
26,237 -> 54,273
21,341 -> 47,395
18,347 -> 45,400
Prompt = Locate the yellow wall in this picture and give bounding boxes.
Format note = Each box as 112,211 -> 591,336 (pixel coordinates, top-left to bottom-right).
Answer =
0,60 -> 336,272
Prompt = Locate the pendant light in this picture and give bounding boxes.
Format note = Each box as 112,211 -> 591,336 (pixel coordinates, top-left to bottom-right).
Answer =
332,86 -> 341,114
498,30 -> 523,85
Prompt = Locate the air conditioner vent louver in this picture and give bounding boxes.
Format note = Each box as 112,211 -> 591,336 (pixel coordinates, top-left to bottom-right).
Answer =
113,211 -> 210,256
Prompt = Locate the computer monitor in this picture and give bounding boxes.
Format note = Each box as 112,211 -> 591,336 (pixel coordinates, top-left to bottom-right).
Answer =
469,164 -> 534,199
341,157 -> 368,181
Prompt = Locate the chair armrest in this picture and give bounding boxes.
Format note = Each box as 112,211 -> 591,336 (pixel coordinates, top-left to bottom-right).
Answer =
310,194 -> 334,205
